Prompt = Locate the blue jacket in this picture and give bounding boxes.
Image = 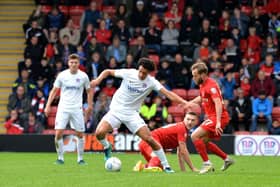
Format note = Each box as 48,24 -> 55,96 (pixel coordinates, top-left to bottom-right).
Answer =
252,98 -> 272,116
220,77 -> 236,100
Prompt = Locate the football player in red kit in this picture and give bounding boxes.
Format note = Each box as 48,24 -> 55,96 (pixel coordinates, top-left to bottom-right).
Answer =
190,62 -> 234,174
133,112 -> 199,172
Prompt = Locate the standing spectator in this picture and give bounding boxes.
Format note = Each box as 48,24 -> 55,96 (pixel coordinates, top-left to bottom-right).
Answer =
106,35 -> 127,66
251,70 -> 275,100
230,7 -> 250,38
4,110 -> 23,134
144,18 -> 162,54
231,88 -> 252,131
59,19 -> 81,46
128,35 -> 149,62
80,1 -> 101,29
251,90 -> 273,132
161,20 -> 179,56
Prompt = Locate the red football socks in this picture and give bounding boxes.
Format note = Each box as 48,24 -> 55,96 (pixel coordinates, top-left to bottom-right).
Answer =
193,139 -> 209,162
206,142 -> 227,160
148,157 -> 161,168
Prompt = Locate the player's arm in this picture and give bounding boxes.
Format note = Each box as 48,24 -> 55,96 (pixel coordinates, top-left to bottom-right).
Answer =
177,146 -> 186,171
213,97 -> 223,135
90,69 -> 115,87
190,96 -> 202,105
44,87 -> 59,117
84,87 -> 94,122
159,87 -> 188,105
177,141 -> 197,172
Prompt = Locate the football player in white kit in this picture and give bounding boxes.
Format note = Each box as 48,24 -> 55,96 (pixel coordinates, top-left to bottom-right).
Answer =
45,54 -> 93,165
90,58 -> 188,173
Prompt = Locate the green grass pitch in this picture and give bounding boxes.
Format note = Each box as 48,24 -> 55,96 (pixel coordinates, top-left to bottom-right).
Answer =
0,152 -> 278,187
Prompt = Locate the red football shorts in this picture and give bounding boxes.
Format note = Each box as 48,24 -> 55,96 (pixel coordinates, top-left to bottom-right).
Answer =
200,116 -> 229,139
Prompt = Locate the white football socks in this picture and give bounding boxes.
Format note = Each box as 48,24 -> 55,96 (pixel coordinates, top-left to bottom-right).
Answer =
55,138 -> 64,161
153,148 -> 170,169
77,137 -> 84,162
100,139 -> 110,149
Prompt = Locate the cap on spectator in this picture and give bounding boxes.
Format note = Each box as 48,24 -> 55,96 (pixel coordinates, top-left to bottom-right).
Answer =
136,0 -> 144,6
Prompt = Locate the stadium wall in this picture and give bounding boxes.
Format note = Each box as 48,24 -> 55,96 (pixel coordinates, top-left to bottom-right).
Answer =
0,133 -> 235,153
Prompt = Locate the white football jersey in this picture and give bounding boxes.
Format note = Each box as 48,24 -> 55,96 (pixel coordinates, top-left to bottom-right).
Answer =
54,69 -> 90,110
110,69 -> 163,113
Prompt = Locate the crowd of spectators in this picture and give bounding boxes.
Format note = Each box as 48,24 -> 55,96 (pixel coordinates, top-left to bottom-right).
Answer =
4,0 -> 280,135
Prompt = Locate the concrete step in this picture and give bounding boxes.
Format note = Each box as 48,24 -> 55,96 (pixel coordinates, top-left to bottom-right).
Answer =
0,32 -> 24,37
0,65 -> 18,71
0,0 -> 34,5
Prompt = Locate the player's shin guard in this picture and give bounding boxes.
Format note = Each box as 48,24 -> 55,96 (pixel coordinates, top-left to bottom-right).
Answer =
153,148 -> 170,169
206,142 -> 227,160
99,139 -> 110,149
55,138 -> 64,161
77,137 -> 85,162
193,139 -> 209,162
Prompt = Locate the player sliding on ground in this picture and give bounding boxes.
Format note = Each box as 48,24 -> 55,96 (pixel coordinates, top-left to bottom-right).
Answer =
188,62 -> 234,174
133,112 -> 200,172
90,57 -> 189,173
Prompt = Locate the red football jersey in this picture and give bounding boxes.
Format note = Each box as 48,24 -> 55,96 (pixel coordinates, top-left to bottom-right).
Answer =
152,122 -> 188,149
199,77 -> 228,118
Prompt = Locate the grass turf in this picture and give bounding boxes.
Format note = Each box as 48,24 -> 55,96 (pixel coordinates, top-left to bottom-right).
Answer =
0,152 -> 278,187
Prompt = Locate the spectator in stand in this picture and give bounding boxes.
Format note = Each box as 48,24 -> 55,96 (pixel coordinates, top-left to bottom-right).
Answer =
17,58 -> 35,79
230,7 -> 250,38
25,19 -> 47,46
209,50 -> 224,71
31,88 -> 46,124
219,10 -> 232,39
23,112 -> 44,134
93,92 -> 111,130
260,54 -> 274,77
198,0 -> 219,26
23,5 -> 46,33
53,59 -> 65,76
80,23 -> 95,48
231,87 -> 252,131
107,57 -> 118,70
251,90 -> 273,132
163,2 -> 182,29
220,72 -> 236,101
128,35 -> 149,62
102,12 -> 113,30
156,60 -> 173,89
247,26 -> 262,52
24,36 -> 44,69
196,18 -> 219,47
37,57 -> 55,83
4,110 -> 23,134
7,85 -> 32,123
239,57 -> 256,82
161,20 -> 179,56
261,35 -> 278,59
268,13 -> 280,39
12,69 -> 36,98
85,36 -> 103,59
112,19 -> 131,46
76,44 -> 87,68
273,59 -> 280,106
193,37 -> 213,63
249,7 -> 268,37
144,17 -> 162,54
59,19 -> 80,46
179,6 -> 200,45
240,76 -> 251,97
150,0 -> 168,17
113,4 -> 130,26
271,119 -> 280,135
36,76 -> 50,98
222,38 -> 241,72
80,1 -> 101,29
171,53 -> 190,89
86,51 -> 105,82
95,19 -> 112,47
209,68 -> 223,88
123,53 -> 137,68
56,35 -> 77,66
231,27 -> 241,47
106,35 -> 127,67
251,70 -> 275,101
130,0 -> 149,34
101,79 -> 117,98
45,6 -> 65,32
43,30 -> 58,65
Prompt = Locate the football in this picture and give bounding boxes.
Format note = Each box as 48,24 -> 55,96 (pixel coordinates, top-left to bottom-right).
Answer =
105,157 -> 122,172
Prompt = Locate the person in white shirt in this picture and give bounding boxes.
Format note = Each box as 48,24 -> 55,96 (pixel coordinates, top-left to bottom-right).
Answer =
90,57 -> 188,173
45,54 -> 93,165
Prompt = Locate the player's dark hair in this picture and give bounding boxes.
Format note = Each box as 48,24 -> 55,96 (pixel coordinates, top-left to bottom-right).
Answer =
187,111 -> 199,117
68,53 -> 80,61
191,62 -> 208,74
137,57 -> 155,72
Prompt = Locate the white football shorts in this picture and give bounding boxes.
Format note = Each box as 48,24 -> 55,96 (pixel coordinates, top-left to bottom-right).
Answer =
55,108 -> 85,132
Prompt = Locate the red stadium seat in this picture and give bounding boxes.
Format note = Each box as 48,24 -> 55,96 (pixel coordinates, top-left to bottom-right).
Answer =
168,106 -> 185,118
70,15 -> 82,28
69,6 -> 85,16
149,54 -> 160,67
171,88 -> 188,99
58,5 -> 69,16
187,89 -> 200,100
241,6 -> 253,15
41,5 -> 52,14
102,6 -> 116,17
272,107 -> 280,120
42,129 -> 55,134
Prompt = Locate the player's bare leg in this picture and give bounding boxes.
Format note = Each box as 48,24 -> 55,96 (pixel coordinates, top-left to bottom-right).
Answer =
55,129 -> 64,164
136,126 -> 174,173
76,131 -> 86,165
95,120 -> 113,160
191,127 -> 214,174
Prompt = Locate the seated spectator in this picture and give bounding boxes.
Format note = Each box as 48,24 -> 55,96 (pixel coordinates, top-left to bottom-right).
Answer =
261,35 -> 278,60
198,0 -> 219,26
59,18 -> 81,46
163,2 -> 182,29
12,69 -> 36,98
144,17 -> 162,54
231,88 -> 252,131
101,79 -> 117,98
7,85 -> 32,123
106,35 -> 127,67
156,60 -> 173,89
123,53 -> 137,68
17,58 -> 35,79
93,92 -> 111,130
37,58 -> 54,83
56,35 -> 77,66
85,36 -> 103,59
193,37 -> 213,62
268,13 -> 280,39
270,119 -> 280,135
239,57 -> 256,81
251,70 -> 275,101
249,7 -> 267,37
36,76 -> 50,98
196,18 -> 219,47
113,4 -> 130,26
24,36 -> 44,68
86,51 -> 105,81
171,53 -> 190,88
112,19 -> 131,46
220,72 -> 236,101
25,19 -> 47,46
23,5 -> 46,33
128,35 -> 149,62
23,112 -> 44,134
230,27 -> 241,47
76,44 -> 87,68
102,12 -> 113,30
209,68 -> 223,88
4,110 -> 23,134
53,59 -> 65,76
43,30 -> 58,65
260,54 -> 274,77
80,1 -> 101,29
222,38 -> 241,72
247,26 -> 262,52
130,0 -> 149,34
31,88 -> 46,124
209,50 -> 224,71
45,6 -> 65,32
219,10 -> 231,39
95,19 -> 112,47
273,60 -> 280,106
80,23 -> 96,48
240,76 -> 251,97
229,7 -> 249,38
161,20 -> 179,56
251,90 -> 273,132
